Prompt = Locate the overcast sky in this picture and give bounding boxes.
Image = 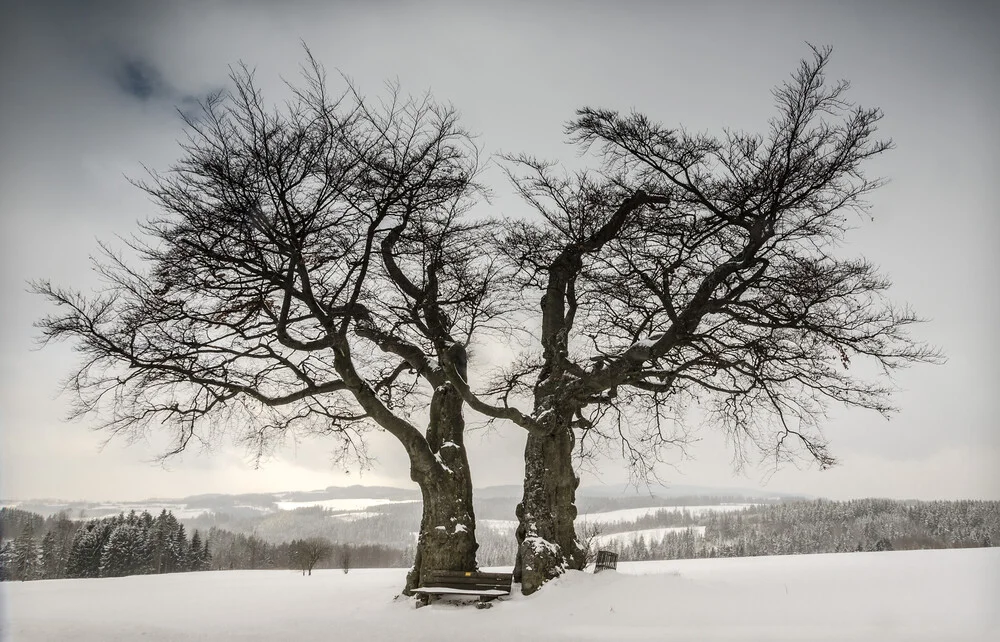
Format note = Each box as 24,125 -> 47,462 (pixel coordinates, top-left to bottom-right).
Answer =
1,0 -> 997,502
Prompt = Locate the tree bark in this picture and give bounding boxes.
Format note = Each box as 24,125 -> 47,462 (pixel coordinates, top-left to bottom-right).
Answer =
513,408 -> 585,595
403,381 -> 478,594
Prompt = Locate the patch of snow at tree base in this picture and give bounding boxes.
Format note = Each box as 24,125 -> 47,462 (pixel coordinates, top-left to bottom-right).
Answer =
5,548 -> 997,641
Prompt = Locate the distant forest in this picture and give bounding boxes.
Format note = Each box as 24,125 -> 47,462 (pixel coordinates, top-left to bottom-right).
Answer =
592,499 -> 1000,562
0,507 -> 406,581
3,498 -> 996,579
0,508 -> 210,581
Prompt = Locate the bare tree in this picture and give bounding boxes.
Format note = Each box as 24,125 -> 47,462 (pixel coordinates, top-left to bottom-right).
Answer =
419,46 -> 941,593
33,52 -> 507,594
338,544 -> 352,574
577,521 -> 605,569
290,537 -> 334,576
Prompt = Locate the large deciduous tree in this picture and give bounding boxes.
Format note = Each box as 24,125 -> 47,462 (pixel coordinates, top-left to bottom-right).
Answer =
34,55 -> 509,593
426,47 -> 940,593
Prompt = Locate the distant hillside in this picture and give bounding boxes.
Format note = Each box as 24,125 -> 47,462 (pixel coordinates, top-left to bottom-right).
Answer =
0,482 -> 804,520
577,483 -> 807,500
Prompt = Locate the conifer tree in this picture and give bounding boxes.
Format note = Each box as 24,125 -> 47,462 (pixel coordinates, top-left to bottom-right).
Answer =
99,523 -> 144,577
172,523 -> 188,572
201,537 -> 213,571
189,530 -> 204,571
0,541 -> 12,581
12,526 -> 39,581
48,511 -> 78,579
39,531 -> 59,579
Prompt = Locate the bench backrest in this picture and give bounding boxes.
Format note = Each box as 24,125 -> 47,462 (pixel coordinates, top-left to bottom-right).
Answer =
421,570 -> 513,592
595,550 -> 619,571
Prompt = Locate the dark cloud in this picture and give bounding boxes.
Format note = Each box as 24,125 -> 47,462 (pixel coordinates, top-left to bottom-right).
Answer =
115,58 -> 166,101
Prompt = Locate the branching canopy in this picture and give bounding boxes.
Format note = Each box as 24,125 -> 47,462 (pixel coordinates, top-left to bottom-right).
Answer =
441,46 -> 941,472
34,54 -> 507,470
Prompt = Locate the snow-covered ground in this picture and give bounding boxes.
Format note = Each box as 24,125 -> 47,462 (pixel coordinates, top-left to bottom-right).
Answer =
593,525 -> 706,548
479,504 -> 755,533
328,511 -> 383,522
479,518 -> 518,530
273,498 -> 417,511
4,548 -> 996,641
579,503 -> 756,525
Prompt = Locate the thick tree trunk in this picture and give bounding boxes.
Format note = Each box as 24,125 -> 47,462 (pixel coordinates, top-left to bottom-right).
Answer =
513,410 -> 585,595
403,381 -> 478,595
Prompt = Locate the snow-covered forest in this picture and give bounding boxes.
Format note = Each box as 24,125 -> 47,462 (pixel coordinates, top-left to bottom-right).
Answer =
4,497 -> 997,580
589,499 -> 1000,562
0,508 -> 210,581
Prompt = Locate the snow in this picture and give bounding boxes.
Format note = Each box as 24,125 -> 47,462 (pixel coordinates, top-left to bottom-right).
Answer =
4,548 -> 997,640
433,453 -> 452,473
579,504 -> 755,525
632,333 -> 663,350
60,504 -> 214,520
593,526 -> 706,548
524,536 -> 560,557
479,518 -> 517,530
480,505 -> 755,533
329,511 -> 381,522
274,498 -> 417,511
412,587 -> 509,596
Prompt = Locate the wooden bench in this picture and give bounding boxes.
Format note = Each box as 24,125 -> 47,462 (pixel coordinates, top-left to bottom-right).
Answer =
413,570 -> 513,608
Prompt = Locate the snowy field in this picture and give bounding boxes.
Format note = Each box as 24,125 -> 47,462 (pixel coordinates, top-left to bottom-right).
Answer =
479,504 -> 756,532
579,503 -> 756,525
273,498 -> 417,511
593,525 -> 707,548
3,548 -> 997,641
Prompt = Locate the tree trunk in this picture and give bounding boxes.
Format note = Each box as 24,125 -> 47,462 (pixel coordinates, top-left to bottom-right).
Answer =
403,381 -> 479,594
513,409 -> 585,595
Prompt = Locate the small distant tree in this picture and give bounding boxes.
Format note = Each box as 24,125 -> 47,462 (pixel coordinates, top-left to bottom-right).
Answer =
188,530 -> 204,571
290,537 -> 334,576
245,533 -> 268,570
99,523 -> 144,577
149,511 -> 174,573
0,541 -> 12,581
12,526 -> 39,581
577,521 -> 604,569
47,511 -> 78,579
201,537 -> 213,570
39,531 -> 59,579
338,544 -> 352,574
172,524 -> 189,572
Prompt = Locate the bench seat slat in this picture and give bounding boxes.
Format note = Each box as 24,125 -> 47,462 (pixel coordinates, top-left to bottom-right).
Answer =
421,584 -> 511,591
423,572 -> 511,581
422,578 -> 511,586
412,587 -> 510,596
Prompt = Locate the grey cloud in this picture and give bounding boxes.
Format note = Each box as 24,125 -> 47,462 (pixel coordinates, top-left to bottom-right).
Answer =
114,58 -> 166,102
